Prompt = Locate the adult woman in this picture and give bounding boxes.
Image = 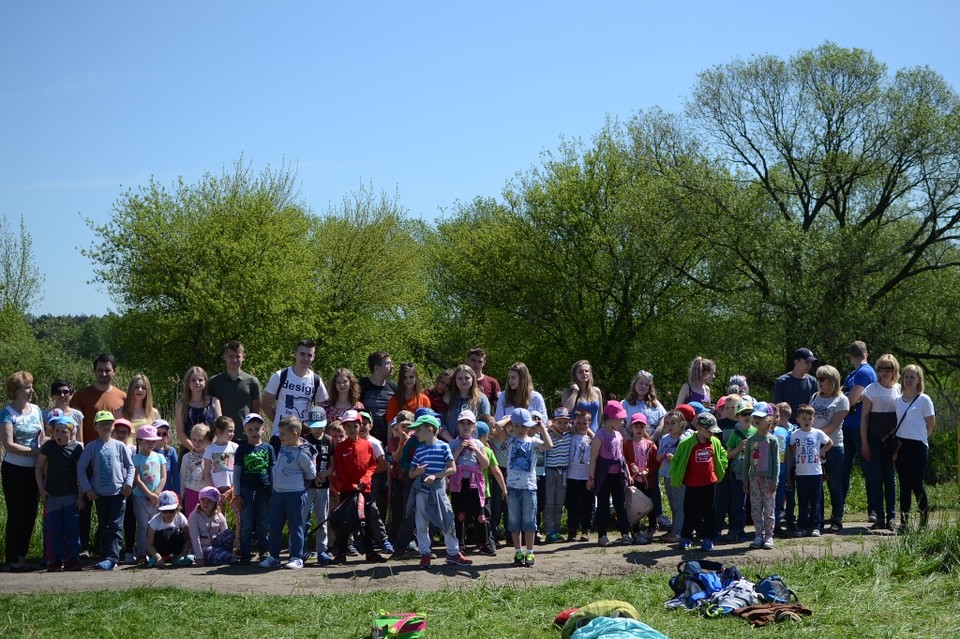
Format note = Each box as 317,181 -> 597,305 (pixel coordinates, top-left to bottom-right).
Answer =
809,365 -> 850,533
676,356 -> 716,408
586,401 -> 632,547
443,365 -> 490,442
894,364 -> 935,531
494,362 -> 547,427
621,370 -> 667,440
385,363 -> 431,424
116,373 -> 161,432
860,354 -> 901,531
174,366 -> 221,452
1,371 -> 46,571
426,368 -> 454,416
560,360 -> 604,432
321,368 -> 363,424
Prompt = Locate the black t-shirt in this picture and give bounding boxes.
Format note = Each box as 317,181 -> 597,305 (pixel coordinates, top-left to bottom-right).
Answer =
40,440 -> 84,497
716,416 -> 738,445
234,441 -> 275,490
359,377 -> 397,442
304,432 -> 334,489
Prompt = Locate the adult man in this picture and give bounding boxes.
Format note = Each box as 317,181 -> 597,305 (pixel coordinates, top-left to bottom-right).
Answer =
467,347 -> 500,409
70,353 -> 127,556
838,340 -> 879,530
359,351 -> 396,444
772,347 -> 819,417
208,340 -> 262,443
261,339 -> 328,450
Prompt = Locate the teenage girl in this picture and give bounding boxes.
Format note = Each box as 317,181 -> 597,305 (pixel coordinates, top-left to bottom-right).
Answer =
385,363 -> 431,424
321,368 -> 363,424
621,370 -> 667,440
175,366 -> 222,453
427,369 -> 454,415
676,356 -> 716,408
443,364 -> 491,442
561,360 -> 604,431
494,362 -> 547,428
116,373 -> 161,432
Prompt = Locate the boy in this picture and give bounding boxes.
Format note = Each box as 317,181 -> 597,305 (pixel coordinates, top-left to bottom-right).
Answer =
409,414 -> 473,569
35,414 -> 84,571
449,410 -> 490,550
477,416 -> 506,555
76,410 -> 135,570
745,402 -> 780,549
505,407 -> 553,567
153,420 -> 180,494
543,407 -> 571,543
260,416 -> 316,569
358,410 -> 393,555
389,408 -> 432,559
303,406 -> 335,564
723,399 -> 756,542
386,410 -> 414,546
564,410 -> 593,542
670,412 -> 728,551
531,410 -> 549,542
233,413 -> 275,564
790,404 -> 832,537
329,410 -> 381,564
773,402 -> 795,535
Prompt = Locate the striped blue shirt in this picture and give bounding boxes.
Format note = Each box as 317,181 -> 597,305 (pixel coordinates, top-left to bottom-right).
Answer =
544,432 -> 571,468
412,440 -> 453,475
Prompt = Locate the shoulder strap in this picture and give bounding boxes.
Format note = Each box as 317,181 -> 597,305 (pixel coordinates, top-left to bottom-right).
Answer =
277,367 -> 289,397
893,395 -> 920,436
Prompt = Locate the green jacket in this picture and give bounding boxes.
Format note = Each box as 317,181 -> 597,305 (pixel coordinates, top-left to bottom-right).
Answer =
670,434 -> 728,486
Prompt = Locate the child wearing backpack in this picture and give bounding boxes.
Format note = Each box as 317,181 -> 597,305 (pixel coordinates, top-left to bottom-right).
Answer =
745,402 -> 780,549
670,413 -> 728,551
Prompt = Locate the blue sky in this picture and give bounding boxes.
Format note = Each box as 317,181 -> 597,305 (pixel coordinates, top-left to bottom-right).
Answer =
2,1 -> 957,316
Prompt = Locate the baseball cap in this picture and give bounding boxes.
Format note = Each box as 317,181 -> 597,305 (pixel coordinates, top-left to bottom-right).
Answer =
456,409 -> 477,423
476,422 -> 490,438
793,347 -> 817,362
603,401 -> 627,421
199,486 -> 221,504
136,425 -> 162,441
412,414 -> 440,430
306,406 -> 328,429
630,412 -> 648,426
695,412 -> 722,434
531,410 -> 546,423
390,410 -> 415,429
553,407 -> 571,420
675,404 -> 695,423
112,418 -> 132,432
735,399 -> 754,415
510,407 -> 536,427
359,411 -> 373,424
751,401 -> 772,418
687,401 -> 708,415
157,490 -> 179,511
414,407 -> 439,419
242,413 -> 265,427
715,396 -> 728,411
152,419 -> 170,431
340,409 -> 361,424
94,410 -> 115,424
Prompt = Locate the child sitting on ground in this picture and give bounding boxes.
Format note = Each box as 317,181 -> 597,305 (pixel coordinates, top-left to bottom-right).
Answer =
146,491 -> 192,567
188,485 -> 238,566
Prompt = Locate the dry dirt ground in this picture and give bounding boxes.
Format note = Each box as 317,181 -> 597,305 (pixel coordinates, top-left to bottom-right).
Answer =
0,516 -> 895,596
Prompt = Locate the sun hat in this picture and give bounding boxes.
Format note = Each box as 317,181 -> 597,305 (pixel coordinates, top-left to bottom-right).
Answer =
94,410 -> 115,424
136,425 -> 162,441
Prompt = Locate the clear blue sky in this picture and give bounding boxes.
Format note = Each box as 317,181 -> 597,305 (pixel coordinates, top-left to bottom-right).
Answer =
2,1 -> 957,316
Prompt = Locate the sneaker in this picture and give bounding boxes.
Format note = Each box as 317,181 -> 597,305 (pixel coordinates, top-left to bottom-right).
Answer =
304,551 -> 317,560
736,532 -> 751,542
79,550 -> 91,560
284,558 -> 304,570
535,532 -> 545,543
64,559 -> 82,572
701,539 -> 714,552
318,551 -> 334,565
123,552 -> 135,565
566,533 -> 576,542
46,561 -> 62,572
147,555 -> 159,568
173,555 -> 194,567
634,532 -> 650,545
579,533 -> 590,542
679,538 -> 692,550
479,545 -> 497,557
750,536 -> 763,549
258,556 -> 281,568
419,555 -> 431,569
763,538 -> 775,550
810,528 -> 821,537
381,540 -> 395,554
657,514 -> 672,529
546,532 -> 564,543
514,551 -> 525,567
366,552 -> 387,563
445,552 -> 473,566
828,521 -> 843,534
524,552 -> 535,567
886,520 -> 898,532
598,535 -> 610,547
868,511 -> 877,523
346,544 -> 359,557
618,534 -> 633,545
96,559 -> 116,571
332,554 -> 347,565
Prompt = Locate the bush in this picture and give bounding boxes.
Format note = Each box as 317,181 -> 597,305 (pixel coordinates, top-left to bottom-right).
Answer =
927,426 -> 957,485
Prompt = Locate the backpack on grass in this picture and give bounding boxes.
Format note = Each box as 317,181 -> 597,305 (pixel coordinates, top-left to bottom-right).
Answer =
665,560 -> 730,609
755,575 -> 798,603
371,611 -> 427,639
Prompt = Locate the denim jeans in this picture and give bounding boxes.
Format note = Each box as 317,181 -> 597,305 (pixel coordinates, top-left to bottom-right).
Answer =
796,474 -> 823,531
303,487 -> 329,554
507,488 -> 537,533
94,493 -> 126,563
44,495 -> 80,563
239,486 -> 271,557
268,489 -> 306,561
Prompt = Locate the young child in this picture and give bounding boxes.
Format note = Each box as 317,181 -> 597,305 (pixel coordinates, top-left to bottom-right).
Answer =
179,423 -> 211,516
408,413 -> 473,569
110,418 -> 138,563
449,410 -> 490,550
329,410 -> 379,565
233,413 -> 274,565
745,402 -> 780,549
531,410 -> 549,541
587,402 -> 630,548
358,410 -> 393,555
773,402 -> 795,535
565,409 -> 594,542
260,416 -> 316,569
657,410 -> 688,543
132,424 -> 167,562
146,491 -> 192,567
77,411 -> 135,570
477,416 -> 506,555
202,416 -> 240,539
188,485 -> 238,565
35,414 -> 84,571
543,407 -> 572,543
670,412 -> 728,551
153,420 -> 180,494
304,407 -> 335,565
506,407 -> 554,566
724,399 -> 756,542
789,404 -> 833,537
624,413 -> 659,543
387,410 -> 415,546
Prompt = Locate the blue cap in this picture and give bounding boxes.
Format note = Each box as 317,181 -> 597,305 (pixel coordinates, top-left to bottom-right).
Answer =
688,401 -> 708,415
510,407 -> 535,427
476,422 -> 490,438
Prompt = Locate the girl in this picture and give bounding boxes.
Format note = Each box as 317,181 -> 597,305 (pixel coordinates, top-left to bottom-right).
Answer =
621,370 -> 667,440
657,411 -> 688,542
860,354 -> 902,531
202,416 -> 240,538
179,423 -> 211,516
154,420 -> 180,493
45,379 -> 84,440
146,491 -> 192,567
586,401 -> 632,547
115,373 -> 161,431
809,365 -> 849,532
623,413 -> 659,543
565,410 -> 594,542
188,486 -> 238,565
132,424 -> 167,561
561,360 -> 604,432
385,363 -> 431,424
1,371 -> 46,571
494,362 -> 547,429
426,369 -> 454,415
174,366 -> 222,453
321,368 -> 363,424
449,410 -> 490,549
444,365 -> 491,442
676,356 -> 716,408
895,364 -> 936,531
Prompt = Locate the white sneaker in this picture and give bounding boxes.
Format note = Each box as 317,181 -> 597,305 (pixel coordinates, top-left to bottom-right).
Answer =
259,556 -> 281,568
811,529 -> 821,537
762,538 -> 775,550
284,558 -> 304,570
598,535 -> 610,547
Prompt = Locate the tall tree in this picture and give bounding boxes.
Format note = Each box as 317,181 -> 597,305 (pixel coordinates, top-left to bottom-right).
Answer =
0,213 -> 44,313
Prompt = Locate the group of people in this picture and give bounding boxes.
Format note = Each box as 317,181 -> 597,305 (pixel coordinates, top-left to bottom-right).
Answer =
0,339 -> 937,573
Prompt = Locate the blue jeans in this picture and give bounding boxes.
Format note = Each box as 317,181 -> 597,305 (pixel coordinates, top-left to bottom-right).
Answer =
94,493 -> 126,562
728,474 -> 747,535
841,429 -> 876,517
713,471 -> 732,533
44,495 -> 80,563
507,488 -> 537,533
774,468 -> 790,527
824,446 -> 844,523
239,486 -> 271,557
269,490 -> 306,561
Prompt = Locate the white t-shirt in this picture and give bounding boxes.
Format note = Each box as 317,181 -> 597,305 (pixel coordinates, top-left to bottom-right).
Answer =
148,511 -> 188,532
895,394 -> 935,445
862,382 -> 902,414
264,367 -> 329,436
790,428 -> 831,476
567,433 -> 592,481
365,435 -> 385,459
810,393 -> 850,448
203,441 -> 238,488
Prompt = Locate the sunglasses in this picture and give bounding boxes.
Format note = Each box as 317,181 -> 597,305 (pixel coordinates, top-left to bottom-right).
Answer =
157,431 -> 169,437
54,389 -> 73,396
877,367 -> 893,373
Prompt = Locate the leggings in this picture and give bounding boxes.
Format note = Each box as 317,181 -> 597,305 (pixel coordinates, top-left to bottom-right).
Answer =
2,462 -> 40,564
895,438 -> 929,525
594,472 -> 629,537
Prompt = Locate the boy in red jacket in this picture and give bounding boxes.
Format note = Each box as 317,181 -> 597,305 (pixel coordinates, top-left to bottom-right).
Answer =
329,410 -> 380,564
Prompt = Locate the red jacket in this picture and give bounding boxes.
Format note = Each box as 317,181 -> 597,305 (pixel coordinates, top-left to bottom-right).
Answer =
331,437 -> 377,493
622,438 -> 660,490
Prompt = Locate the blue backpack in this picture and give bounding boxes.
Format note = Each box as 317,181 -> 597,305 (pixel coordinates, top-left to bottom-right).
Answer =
667,560 -> 727,608
755,575 -> 797,603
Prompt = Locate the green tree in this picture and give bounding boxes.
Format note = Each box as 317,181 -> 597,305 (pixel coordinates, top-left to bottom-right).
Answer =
0,213 -> 44,313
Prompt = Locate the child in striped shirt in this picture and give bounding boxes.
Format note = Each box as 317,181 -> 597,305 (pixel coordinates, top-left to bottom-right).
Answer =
543,407 -> 572,542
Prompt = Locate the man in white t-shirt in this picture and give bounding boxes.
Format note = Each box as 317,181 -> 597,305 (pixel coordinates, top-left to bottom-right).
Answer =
261,339 -> 329,450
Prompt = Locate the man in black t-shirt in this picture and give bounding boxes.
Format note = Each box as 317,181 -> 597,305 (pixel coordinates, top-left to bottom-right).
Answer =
358,351 -> 397,443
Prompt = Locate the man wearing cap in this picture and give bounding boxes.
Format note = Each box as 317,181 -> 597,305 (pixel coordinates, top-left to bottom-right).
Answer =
328,410 -> 381,564
669,412 -> 728,551
773,348 -> 819,417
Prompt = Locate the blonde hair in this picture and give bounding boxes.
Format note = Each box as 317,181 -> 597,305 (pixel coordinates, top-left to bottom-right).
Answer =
278,416 -> 302,435
122,373 -> 156,418
814,365 -> 842,397
902,364 -> 925,394
688,356 -> 716,386
875,353 -> 901,384
190,423 -> 212,443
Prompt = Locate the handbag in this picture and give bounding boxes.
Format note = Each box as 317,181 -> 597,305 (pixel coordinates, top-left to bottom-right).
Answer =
880,395 -> 918,455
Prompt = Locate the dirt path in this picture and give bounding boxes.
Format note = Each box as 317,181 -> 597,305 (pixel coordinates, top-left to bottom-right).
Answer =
0,516 -> 895,595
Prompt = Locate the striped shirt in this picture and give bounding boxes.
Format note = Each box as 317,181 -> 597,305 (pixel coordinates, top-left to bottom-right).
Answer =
411,440 -> 453,475
544,432 -> 571,468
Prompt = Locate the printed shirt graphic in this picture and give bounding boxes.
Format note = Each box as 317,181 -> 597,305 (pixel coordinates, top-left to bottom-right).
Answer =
204,441 -> 238,487
790,429 -> 831,476
0,403 -> 43,466
264,367 -> 329,436
506,435 -> 542,490
132,451 -> 164,496
683,440 -> 717,487
567,433 -> 592,480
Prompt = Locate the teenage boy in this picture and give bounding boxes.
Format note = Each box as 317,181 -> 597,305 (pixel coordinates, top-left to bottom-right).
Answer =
76,411 -> 135,570
262,339 -> 328,451
773,347 -> 819,417
670,412 -> 728,551
467,347 -> 501,409
209,340 -> 262,442
359,351 -> 397,444
840,340 -> 878,528
789,404 -> 833,537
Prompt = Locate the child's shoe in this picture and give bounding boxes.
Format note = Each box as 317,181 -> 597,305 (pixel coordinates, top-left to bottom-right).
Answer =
810,528 -> 821,537
284,558 -> 304,569
332,554 -> 347,565
366,552 -> 387,563
618,534 -> 633,545
598,535 -> 610,547
578,532 -> 590,542
147,555 -> 159,568
258,556 -> 281,568
478,545 -> 497,557
173,555 -> 194,567
701,539 -> 714,552
238,554 -> 252,566
318,551 -> 334,565
122,552 -> 135,565
679,538 -> 692,550
662,532 -> 681,543
64,559 -> 82,572
445,552 -> 473,566
381,540 -> 395,554
749,535 -> 763,549
46,561 -> 62,572
546,532 -> 564,543
634,532 -> 650,545
762,538 -> 775,550
566,532 -> 576,542
514,551 -> 525,567
346,543 -> 359,556
96,559 -> 117,571
419,555 -> 431,569
524,552 -> 535,567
